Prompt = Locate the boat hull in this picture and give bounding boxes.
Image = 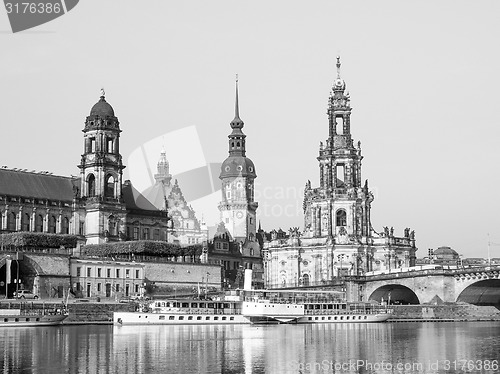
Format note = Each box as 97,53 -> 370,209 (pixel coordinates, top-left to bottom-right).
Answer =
114,312 -> 252,325
296,313 -> 391,324
0,314 -> 68,327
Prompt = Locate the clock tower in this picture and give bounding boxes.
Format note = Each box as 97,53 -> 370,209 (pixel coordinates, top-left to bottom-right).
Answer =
218,78 -> 258,243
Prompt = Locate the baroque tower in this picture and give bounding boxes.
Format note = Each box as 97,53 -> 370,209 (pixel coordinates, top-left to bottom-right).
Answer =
78,90 -> 126,244
218,78 -> 258,243
303,57 -> 372,243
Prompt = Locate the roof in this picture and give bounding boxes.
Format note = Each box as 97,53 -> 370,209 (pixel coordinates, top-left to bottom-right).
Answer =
122,181 -> 162,212
434,246 -> 459,256
90,96 -> 115,117
0,168 -> 76,201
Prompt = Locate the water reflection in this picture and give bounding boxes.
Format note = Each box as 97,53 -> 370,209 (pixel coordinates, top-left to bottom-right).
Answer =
1,322 -> 499,373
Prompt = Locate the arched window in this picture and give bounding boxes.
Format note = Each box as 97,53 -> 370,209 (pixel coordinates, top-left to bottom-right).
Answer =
302,273 -> 310,287
48,215 -> 56,233
21,213 -> 30,232
336,209 -> 347,226
35,214 -> 43,232
105,175 -> 115,198
7,212 -> 16,231
88,174 -> 96,197
62,217 -> 69,234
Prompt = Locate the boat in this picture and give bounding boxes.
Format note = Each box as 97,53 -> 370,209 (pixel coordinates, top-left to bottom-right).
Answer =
0,306 -> 68,327
113,289 -> 391,326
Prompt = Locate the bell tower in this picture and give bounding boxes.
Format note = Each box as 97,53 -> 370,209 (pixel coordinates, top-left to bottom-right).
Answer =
218,77 -> 258,242
78,90 -> 126,243
303,57 -> 372,241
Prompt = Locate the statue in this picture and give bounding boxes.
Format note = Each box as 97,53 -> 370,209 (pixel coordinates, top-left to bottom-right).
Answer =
410,230 -> 415,240
390,227 -> 394,237
100,88 -> 105,97
383,226 -> 389,236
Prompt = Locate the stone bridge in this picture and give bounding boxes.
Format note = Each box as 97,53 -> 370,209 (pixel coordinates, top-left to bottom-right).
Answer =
345,265 -> 500,305
0,250 -> 71,298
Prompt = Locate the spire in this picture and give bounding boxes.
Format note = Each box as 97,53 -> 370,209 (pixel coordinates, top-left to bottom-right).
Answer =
235,74 -> 240,119
230,74 -> 244,129
336,56 -> 341,79
100,87 -> 105,98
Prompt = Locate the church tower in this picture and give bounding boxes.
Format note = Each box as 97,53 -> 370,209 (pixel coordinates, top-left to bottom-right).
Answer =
303,57 -> 372,242
78,90 -> 126,244
218,78 -> 258,242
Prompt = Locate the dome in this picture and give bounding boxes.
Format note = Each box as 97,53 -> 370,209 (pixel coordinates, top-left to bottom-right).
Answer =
220,156 -> 256,179
433,246 -> 459,258
90,96 -> 115,117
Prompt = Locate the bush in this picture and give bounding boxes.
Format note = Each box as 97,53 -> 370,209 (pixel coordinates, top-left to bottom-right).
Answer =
81,241 -> 203,257
0,232 -> 78,249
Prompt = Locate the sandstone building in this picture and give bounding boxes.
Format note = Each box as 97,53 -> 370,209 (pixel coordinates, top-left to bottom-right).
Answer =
263,58 -> 417,288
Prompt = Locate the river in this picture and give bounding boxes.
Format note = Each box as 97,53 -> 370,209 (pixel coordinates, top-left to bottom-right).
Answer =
1,322 -> 499,373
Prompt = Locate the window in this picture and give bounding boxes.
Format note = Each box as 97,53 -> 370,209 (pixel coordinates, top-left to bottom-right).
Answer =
126,269 -> 130,278
106,137 -> 113,153
302,273 -> 310,287
36,214 -> 43,232
115,284 -> 120,292
153,229 -> 160,241
336,116 -> 344,135
133,227 -> 139,240
135,284 -> 139,293
336,209 -> 347,226
336,164 -> 345,184
48,215 -> 56,234
7,212 -> 16,231
97,268 -> 102,277
116,269 -> 120,278
97,283 -> 101,292
107,269 -> 111,278
62,217 -> 69,234
135,270 -> 140,278
21,213 -> 30,232
76,267 -> 81,277
90,137 -> 96,152
142,228 -> 149,240
87,268 -> 91,277
88,174 -> 96,197
79,222 -> 85,235
105,175 -> 115,198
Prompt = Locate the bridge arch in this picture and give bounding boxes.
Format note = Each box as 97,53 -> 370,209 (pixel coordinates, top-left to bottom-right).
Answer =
0,254 -> 45,297
368,284 -> 420,305
456,279 -> 500,306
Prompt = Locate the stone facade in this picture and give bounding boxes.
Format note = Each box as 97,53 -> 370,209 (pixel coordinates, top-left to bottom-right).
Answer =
263,58 -> 417,288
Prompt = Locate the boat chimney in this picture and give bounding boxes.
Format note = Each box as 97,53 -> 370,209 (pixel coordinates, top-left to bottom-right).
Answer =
243,269 -> 253,291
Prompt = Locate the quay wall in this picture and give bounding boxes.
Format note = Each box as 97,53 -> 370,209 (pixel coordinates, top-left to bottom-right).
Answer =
389,304 -> 500,321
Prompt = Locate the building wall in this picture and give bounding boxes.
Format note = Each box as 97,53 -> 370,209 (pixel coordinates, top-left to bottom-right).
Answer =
70,258 -> 145,299
144,262 -> 222,294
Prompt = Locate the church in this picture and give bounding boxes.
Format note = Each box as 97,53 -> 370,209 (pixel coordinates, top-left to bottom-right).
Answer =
262,58 -> 417,288
0,91 -> 170,244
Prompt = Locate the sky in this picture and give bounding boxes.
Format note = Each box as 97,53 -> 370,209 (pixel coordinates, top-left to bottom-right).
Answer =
1,1 -> 500,259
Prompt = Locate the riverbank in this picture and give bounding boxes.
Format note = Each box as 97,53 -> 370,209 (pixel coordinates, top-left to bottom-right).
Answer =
388,303 -> 500,322
2,300 -> 499,324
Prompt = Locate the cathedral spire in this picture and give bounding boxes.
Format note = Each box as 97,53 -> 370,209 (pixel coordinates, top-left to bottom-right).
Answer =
231,74 -> 244,129
336,56 -> 341,79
